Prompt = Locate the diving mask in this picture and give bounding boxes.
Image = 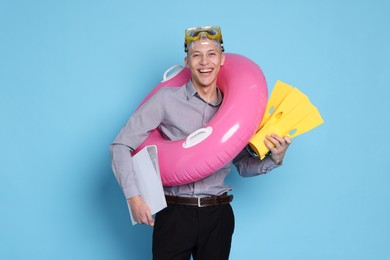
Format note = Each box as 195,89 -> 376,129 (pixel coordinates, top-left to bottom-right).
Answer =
184,26 -> 224,52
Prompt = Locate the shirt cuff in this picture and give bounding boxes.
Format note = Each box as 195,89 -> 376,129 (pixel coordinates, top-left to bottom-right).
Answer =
261,156 -> 282,174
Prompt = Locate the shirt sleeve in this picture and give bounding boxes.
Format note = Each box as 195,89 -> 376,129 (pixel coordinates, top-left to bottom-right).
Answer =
110,89 -> 165,199
110,144 -> 140,199
112,89 -> 165,149
233,148 -> 282,177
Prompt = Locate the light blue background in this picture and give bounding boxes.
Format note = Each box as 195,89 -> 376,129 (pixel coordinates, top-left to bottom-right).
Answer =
1,0 -> 389,259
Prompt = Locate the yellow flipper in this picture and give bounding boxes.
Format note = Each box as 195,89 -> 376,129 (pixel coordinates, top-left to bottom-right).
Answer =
259,80 -> 294,129
249,81 -> 324,159
260,87 -> 311,130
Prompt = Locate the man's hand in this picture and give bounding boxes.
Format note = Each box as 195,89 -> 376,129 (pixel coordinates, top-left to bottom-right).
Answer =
264,134 -> 292,164
128,196 -> 155,227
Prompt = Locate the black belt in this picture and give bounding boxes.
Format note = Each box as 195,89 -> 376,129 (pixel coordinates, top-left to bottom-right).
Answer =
165,193 -> 233,207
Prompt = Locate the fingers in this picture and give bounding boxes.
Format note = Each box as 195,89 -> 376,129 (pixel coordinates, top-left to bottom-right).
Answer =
146,213 -> 155,227
263,134 -> 291,164
137,210 -> 155,226
284,136 -> 292,145
128,196 -> 155,227
263,138 -> 275,150
264,134 -> 281,151
141,209 -> 155,226
264,134 -> 292,158
265,134 -> 291,148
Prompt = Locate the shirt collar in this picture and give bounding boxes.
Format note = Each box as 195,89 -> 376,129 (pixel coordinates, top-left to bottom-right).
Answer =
185,80 -> 223,107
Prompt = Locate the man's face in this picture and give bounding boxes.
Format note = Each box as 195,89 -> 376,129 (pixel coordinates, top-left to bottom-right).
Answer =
185,39 -> 225,90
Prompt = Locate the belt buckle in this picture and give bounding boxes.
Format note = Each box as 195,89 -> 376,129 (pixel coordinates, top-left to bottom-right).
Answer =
197,197 -> 205,207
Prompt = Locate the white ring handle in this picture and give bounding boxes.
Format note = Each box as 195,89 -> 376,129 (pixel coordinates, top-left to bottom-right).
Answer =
162,65 -> 184,82
183,127 -> 213,148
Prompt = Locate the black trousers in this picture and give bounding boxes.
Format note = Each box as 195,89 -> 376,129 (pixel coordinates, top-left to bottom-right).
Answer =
152,203 -> 235,260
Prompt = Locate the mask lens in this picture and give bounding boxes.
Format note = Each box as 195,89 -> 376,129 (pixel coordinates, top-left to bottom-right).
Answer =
188,31 -> 201,38
205,29 -> 217,36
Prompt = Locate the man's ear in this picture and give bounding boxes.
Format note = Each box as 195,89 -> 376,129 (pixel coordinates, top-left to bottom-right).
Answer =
184,56 -> 189,68
220,53 -> 226,66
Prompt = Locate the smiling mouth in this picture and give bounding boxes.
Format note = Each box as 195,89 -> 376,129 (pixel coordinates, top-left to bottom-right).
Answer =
199,69 -> 213,74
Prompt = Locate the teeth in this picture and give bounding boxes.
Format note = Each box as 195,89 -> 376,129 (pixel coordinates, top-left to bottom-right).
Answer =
199,69 -> 212,73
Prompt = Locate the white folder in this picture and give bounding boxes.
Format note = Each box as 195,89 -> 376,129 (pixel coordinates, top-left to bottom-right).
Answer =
128,145 -> 167,225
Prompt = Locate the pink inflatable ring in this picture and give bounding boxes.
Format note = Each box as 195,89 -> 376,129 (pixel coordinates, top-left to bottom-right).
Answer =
133,53 -> 267,186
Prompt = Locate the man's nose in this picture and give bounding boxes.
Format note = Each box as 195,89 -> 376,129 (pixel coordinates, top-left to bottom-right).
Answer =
200,56 -> 209,65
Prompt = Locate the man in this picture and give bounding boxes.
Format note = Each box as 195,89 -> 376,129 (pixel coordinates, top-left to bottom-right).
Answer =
111,26 -> 291,260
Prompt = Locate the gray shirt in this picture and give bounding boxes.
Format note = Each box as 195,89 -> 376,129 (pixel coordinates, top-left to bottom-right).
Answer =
111,80 -> 280,199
